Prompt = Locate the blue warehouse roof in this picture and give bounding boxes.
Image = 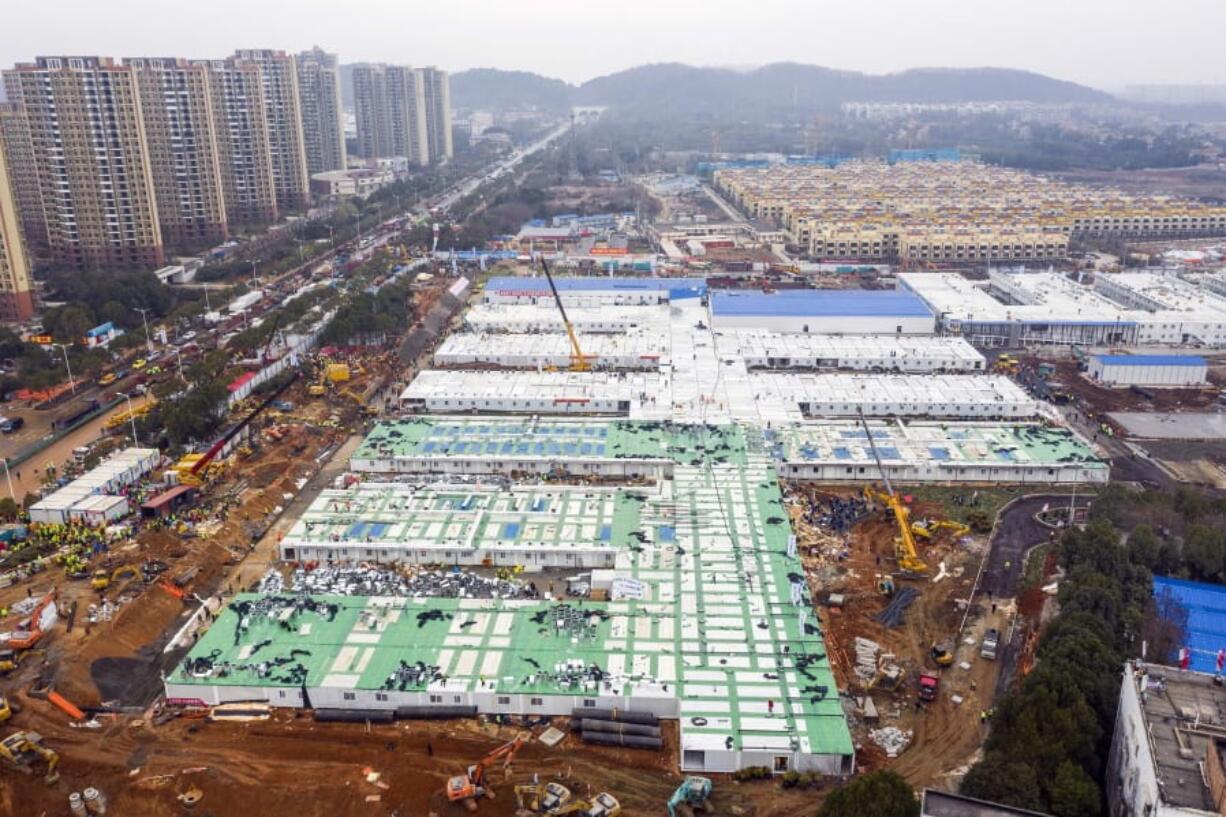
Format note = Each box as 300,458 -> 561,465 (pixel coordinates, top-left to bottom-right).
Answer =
1153,576 -> 1226,673
710,289 -> 934,318
486,276 -> 707,294
1094,355 -> 1207,367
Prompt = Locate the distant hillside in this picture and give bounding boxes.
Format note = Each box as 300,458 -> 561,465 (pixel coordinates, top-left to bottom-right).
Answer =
451,68 -> 573,112
574,63 -> 1112,116
338,63 -> 1112,117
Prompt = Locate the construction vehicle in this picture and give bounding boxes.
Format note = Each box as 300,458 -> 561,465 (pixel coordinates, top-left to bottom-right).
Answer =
993,353 -> 1019,374
911,519 -> 971,540
858,412 -> 926,575
551,793 -> 621,817
325,363 -> 351,383
667,777 -> 713,817
981,628 -> 1000,660
446,733 -> 528,811
918,672 -> 940,703
0,694 -> 17,723
3,590 -> 57,652
514,781 -> 572,813
930,643 -> 955,667
0,730 -> 59,783
90,564 -> 140,592
0,649 -> 23,675
876,574 -> 895,596
539,257 -> 590,372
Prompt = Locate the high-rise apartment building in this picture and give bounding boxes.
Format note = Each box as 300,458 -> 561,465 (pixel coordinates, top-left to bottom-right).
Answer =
353,63 -> 392,160
418,67 -> 453,162
4,57 -> 164,270
126,58 -> 229,250
0,100 -> 48,252
198,59 -> 278,227
233,50 -> 310,212
353,62 -> 439,165
0,131 -> 34,321
387,66 -> 429,166
296,47 -> 346,174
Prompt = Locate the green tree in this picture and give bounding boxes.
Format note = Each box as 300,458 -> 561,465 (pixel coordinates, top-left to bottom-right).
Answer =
817,770 -> 919,817
1049,761 -> 1102,817
0,497 -> 19,521
961,757 -> 1044,812
1127,525 -> 1160,570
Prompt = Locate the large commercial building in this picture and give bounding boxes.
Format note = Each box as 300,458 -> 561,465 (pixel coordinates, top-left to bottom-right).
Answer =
233,50 -> 310,213
295,47 -> 346,175
900,270 -> 1226,348
0,127 -> 34,321
4,57 -> 164,270
199,58 -> 279,227
352,63 -> 448,165
126,58 -> 229,249
714,161 -> 1226,262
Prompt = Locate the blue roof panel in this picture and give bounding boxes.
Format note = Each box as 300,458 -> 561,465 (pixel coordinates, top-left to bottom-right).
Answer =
1094,355 -> 1207,367
710,289 -> 933,318
1153,576 -> 1226,673
486,276 -> 706,294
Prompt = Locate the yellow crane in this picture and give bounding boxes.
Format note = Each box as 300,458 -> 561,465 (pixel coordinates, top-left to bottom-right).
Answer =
858,412 -> 926,575
539,257 -> 590,372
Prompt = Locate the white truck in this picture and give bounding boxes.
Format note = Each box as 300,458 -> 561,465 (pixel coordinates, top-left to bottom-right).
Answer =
981,628 -> 1000,660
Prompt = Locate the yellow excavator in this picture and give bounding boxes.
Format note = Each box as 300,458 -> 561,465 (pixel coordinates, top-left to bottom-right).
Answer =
0,694 -> 16,723
551,793 -> 621,816
539,257 -> 590,372
514,781 -> 572,813
0,730 -> 59,783
91,564 -> 140,592
912,519 -> 971,540
859,412 -> 926,576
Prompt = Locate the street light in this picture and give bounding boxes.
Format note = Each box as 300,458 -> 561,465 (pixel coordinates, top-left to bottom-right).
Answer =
250,259 -> 261,290
173,347 -> 185,381
0,457 -> 15,502
119,392 -> 139,446
133,307 -> 153,354
51,343 -> 75,394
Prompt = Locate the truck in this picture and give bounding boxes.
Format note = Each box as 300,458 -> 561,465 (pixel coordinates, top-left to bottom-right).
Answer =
918,672 -> 940,703
981,628 -> 1000,660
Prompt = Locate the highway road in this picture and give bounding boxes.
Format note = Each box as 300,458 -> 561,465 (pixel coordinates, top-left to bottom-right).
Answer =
432,121 -> 573,213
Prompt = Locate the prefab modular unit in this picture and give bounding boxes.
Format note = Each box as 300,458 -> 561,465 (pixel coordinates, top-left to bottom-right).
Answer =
1088,355 -> 1208,387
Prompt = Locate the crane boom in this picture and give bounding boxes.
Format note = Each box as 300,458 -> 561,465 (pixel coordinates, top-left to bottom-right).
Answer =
539,257 -> 590,371
859,412 -> 926,574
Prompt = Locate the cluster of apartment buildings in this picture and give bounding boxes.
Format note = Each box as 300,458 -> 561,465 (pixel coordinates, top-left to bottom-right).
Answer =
713,161 -> 1226,264
352,63 -> 452,168
0,49 -> 453,322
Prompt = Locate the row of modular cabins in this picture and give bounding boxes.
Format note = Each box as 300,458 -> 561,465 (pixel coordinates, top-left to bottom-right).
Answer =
29,447 -> 161,525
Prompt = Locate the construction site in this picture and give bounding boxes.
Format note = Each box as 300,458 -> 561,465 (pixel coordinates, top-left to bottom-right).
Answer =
0,266 -> 1110,817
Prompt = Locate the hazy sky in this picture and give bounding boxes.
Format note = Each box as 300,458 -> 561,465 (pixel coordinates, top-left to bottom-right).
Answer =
3,0 -> 1224,90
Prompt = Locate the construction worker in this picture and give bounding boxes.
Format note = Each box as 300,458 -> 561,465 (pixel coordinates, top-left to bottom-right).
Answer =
767,699 -> 775,716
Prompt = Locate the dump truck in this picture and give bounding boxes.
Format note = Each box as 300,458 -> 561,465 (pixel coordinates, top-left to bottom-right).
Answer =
918,672 -> 940,703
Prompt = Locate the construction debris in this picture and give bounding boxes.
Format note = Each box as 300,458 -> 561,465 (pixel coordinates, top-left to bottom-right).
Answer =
853,637 -> 881,683
257,565 -> 532,599
870,726 -> 913,757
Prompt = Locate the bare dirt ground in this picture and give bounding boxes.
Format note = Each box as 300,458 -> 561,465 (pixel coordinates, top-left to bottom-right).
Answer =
789,486 -> 1006,792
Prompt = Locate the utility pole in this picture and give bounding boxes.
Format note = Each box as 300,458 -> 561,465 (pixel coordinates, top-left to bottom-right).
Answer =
134,307 -> 153,354
52,343 -> 75,394
121,392 -> 139,446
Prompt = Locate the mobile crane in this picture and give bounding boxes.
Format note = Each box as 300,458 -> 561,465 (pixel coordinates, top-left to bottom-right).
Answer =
539,257 -> 590,372
858,412 -> 926,576
446,733 -> 528,811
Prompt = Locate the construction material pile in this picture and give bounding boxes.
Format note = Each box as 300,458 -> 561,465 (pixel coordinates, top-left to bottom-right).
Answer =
874,587 -> 920,628
256,566 -> 533,599
870,726 -> 912,757
853,637 -> 881,684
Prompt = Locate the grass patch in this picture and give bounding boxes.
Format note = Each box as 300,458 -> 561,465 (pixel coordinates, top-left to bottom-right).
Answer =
1022,543 -> 1051,589
902,485 -> 1019,527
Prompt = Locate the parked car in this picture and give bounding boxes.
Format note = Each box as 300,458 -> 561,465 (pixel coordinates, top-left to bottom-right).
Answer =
1,417 -> 25,434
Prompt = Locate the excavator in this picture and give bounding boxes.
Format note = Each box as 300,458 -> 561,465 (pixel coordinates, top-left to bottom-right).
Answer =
667,777 -> 713,817
912,519 -> 971,540
90,564 -> 141,592
0,730 -> 59,783
0,694 -> 16,723
539,256 -> 590,372
550,793 -> 621,817
2,590 -> 58,652
858,413 -> 926,576
446,733 -> 528,811
514,781 -> 572,813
